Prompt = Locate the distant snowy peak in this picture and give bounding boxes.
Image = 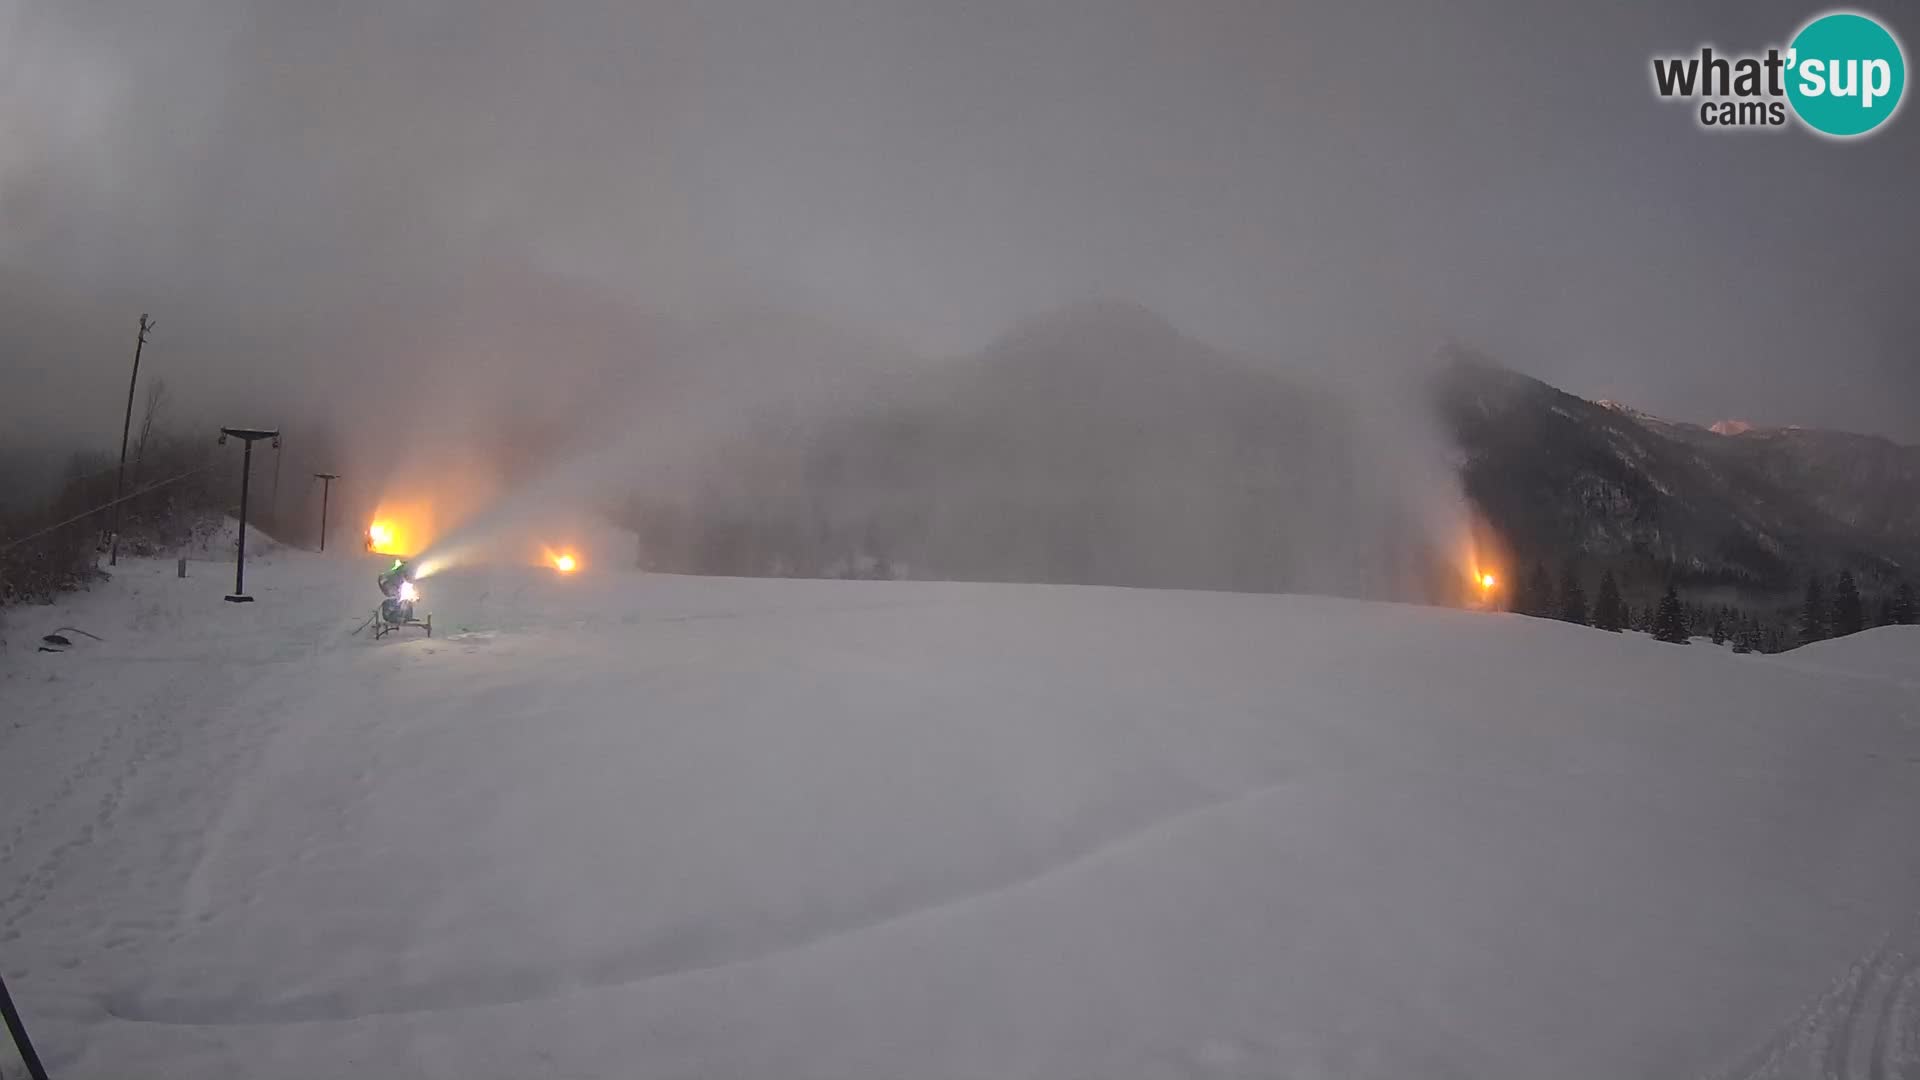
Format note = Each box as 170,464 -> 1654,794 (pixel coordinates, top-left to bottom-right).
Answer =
1597,399 -> 1682,428
1599,402 -> 1794,442
1597,401 -> 1781,440
1595,402 -> 1864,444
1594,399 -> 1699,439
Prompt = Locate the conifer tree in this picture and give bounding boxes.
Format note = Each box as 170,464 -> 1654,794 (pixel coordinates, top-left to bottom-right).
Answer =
1522,562 -> 1554,618
1894,582 -> 1917,626
1592,570 -> 1626,632
1709,613 -> 1726,646
1507,568 -> 1533,615
1798,574 -> 1829,646
1652,583 -> 1690,644
1831,570 -> 1864,638
1730,617 -> 1754,654
1557,562 -> 1588,625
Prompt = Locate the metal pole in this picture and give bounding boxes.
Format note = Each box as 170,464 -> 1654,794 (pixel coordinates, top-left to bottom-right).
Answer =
108,314 -> 152,567
232,440 -> 252,599
270,439 -> 283,525
0,968 -> 52,1080
219,428 -> 275,603
314,473 -> 338,552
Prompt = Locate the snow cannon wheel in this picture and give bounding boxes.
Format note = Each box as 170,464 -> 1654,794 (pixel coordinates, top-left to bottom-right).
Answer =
368,607 -> 430,640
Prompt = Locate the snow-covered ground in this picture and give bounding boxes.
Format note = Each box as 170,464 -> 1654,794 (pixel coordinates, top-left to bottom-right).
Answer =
2,547 -> 1917,1079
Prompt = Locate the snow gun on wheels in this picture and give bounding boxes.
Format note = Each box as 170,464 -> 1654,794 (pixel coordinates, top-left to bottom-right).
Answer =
368,558 -> 432,640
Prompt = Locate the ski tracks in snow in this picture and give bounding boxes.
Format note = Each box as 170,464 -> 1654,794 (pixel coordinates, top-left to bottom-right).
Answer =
0,569 -> 370,1074
1708,911 -> 1920,1080
106,770 -> 1313,1026
0,662 -> 227,946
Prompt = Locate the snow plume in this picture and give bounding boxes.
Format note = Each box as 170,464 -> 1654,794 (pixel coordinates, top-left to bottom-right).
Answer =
404,447 -> 633,580
1290,345 -> 1478,604
380,306 -> 915,579
557,301 -> 1484,605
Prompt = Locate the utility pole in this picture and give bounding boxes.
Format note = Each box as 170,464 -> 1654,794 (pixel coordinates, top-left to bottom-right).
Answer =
270,436 -> 284,525
219,427 -> 278,603
108,313 -> 153,566
313,472 -> 339,551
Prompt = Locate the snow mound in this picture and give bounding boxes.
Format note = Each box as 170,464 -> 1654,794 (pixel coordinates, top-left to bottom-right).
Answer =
170,516 -> 284,563
1774,625 -> 1920,684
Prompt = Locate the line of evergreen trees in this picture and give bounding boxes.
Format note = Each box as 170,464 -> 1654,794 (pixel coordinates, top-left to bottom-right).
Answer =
1798,571 -> 1915,646
1505,560 -> 1915,653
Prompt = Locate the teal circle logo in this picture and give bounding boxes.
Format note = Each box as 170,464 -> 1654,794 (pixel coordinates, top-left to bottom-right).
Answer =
1787,11 -> 1906,137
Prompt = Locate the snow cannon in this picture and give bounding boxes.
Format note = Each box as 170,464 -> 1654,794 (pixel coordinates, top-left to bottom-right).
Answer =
371,559 -> 432,639
377,559 -> 412,597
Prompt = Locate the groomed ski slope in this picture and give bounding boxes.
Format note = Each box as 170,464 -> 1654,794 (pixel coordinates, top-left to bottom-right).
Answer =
2,546 -> 1918,1079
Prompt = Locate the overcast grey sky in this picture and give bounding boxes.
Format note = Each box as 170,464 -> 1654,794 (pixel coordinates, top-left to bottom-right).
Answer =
3,0 -> 1916,447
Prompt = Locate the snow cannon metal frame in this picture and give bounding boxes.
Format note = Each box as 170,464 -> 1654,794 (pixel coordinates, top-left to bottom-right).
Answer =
371,559 -> 432,640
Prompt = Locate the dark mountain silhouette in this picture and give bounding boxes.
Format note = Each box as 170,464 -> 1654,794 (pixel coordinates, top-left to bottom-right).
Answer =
1438,355 -> 1920,594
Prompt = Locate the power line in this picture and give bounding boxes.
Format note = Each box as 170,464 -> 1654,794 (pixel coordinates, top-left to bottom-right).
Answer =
0,464 -> 214,555
38,451 -> 168,490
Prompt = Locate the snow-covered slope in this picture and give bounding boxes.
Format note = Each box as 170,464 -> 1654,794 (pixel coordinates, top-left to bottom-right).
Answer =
1773,626 -> 1920,686
2,553 -> 1917,1079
